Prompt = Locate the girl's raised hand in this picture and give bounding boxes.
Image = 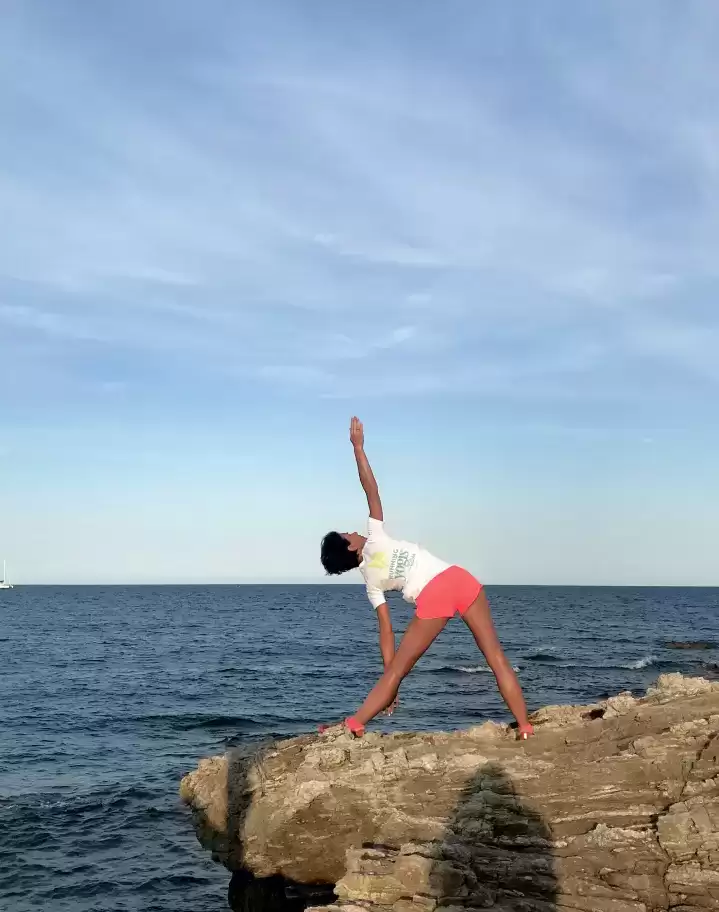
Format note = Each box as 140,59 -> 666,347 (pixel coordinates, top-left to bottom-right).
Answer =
349,416 -> 365,449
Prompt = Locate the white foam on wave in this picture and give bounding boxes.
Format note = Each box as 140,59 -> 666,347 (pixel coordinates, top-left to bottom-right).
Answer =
457,664 -> 521,674
621,655 -> 658,670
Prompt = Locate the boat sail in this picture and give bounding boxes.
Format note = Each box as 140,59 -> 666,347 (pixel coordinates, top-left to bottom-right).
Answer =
0,560 -> 13,589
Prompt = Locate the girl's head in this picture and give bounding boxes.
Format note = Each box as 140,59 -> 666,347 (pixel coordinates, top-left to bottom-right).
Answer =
320,531 -> 365,575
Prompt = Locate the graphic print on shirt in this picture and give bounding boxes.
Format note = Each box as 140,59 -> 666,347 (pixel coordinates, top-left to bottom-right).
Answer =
363,516 -> 451,607
367,552 -> 389,570
389,549 -> 416,580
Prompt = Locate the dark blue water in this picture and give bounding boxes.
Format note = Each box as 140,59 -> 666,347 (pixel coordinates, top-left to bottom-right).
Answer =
1,585 -> 717,911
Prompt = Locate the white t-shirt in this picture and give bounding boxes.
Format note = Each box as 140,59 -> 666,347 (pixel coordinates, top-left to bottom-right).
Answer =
359,517 -> 451,609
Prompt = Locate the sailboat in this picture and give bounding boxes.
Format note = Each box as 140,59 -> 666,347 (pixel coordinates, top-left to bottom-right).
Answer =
0,560 -> 13,589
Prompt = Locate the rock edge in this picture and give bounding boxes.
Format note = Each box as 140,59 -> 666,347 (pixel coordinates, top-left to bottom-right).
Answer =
181,674 -> 719,912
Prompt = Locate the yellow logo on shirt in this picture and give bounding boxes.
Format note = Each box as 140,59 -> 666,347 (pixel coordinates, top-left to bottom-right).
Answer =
367,552 -> 388,570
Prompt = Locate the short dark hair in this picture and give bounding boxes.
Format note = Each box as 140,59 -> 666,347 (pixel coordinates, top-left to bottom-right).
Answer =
321,531 -> 359,575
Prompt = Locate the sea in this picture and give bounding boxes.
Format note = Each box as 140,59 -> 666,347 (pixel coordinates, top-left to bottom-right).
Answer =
0,585 -> 717,912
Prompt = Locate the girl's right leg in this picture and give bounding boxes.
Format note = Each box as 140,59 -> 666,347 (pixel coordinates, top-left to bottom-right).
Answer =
461,590 -> 532,731
351,614 -> 448,727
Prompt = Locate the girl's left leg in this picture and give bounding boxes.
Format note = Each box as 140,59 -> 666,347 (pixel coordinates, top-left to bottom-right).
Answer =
352,615 -> 448,727
461,590 -> 532,732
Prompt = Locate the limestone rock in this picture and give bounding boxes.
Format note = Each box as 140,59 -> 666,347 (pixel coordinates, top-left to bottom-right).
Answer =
180,674 -> 719,911
664,642 -> 716,651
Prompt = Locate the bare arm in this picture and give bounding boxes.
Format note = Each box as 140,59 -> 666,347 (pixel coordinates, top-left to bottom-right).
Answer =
349,417 -> 383,520
376,602 -> 395,668
377,601 -> 399,714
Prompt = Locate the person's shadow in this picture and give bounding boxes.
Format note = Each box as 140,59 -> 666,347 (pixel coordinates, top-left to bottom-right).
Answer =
430,761 -> 557,910
224,747 -> 557,912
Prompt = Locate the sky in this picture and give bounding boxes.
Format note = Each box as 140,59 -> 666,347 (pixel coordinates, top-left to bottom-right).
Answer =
1,1 -> 718,585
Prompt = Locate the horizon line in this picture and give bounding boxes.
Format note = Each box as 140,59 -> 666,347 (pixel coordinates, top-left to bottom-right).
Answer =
3,581 -> 719,589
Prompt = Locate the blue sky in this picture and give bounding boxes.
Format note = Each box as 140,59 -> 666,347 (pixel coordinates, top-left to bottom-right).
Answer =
1,1 -> 718,584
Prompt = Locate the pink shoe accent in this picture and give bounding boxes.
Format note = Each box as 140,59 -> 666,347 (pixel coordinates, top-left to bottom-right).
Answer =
345,716 -> 365,737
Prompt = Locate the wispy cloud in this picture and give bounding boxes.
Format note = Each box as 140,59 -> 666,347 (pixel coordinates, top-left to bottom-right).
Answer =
1,1 -> 719,418
311,232 -> 446,268
258,364 -> 333,386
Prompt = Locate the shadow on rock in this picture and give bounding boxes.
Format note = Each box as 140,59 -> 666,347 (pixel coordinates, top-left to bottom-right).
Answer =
225,745 -> 336,912
337,761 -> 557,912
434,761 -> 557,911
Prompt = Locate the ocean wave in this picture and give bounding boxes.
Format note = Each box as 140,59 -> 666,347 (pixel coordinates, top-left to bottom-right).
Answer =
525,652 -> 561,663
428,664 -> 521,675
518,654 -> 677,672
0,784 -> 159,814
138,712 -> 268,732
32,709 -> 318,738
620,655 -> 659,670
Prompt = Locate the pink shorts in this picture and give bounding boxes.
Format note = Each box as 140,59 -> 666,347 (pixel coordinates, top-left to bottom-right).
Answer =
415,566 -> 483,619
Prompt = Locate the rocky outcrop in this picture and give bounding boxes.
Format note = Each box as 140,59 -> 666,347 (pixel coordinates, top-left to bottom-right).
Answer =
664,642 -> 716,651
180,674 -> 719,912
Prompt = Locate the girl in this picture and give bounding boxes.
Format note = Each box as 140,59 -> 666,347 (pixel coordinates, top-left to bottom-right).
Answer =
321,417 -> 534,740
